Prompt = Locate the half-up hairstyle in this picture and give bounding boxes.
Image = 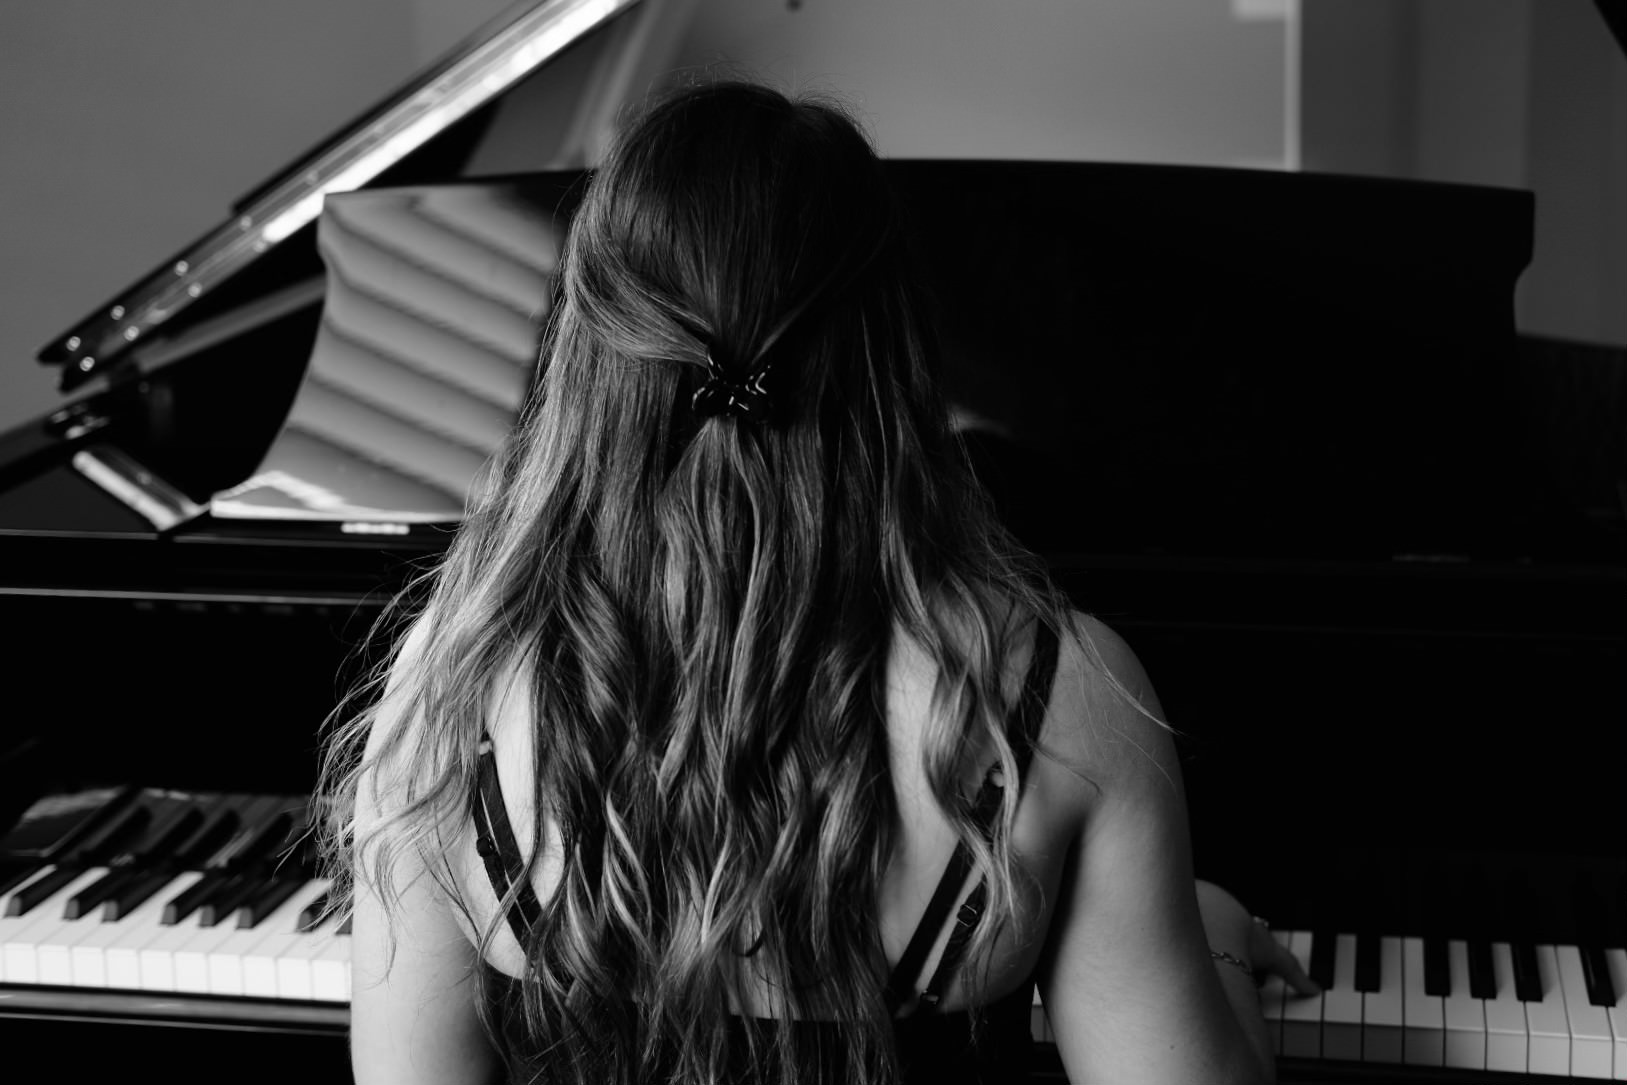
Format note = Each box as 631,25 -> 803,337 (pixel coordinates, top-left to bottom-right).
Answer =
319,78 -> 1157,1085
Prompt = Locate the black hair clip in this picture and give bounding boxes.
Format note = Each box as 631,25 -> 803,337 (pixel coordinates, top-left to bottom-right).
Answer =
692,349 -> 776,425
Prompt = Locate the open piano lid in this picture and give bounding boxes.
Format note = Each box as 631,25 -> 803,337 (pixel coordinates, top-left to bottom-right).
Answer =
205,182 -> 566,525
21,0 -> 692,537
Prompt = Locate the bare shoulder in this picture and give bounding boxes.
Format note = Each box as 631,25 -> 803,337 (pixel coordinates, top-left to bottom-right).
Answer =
354,614 -> 434,838
1035,610 -> 1176,819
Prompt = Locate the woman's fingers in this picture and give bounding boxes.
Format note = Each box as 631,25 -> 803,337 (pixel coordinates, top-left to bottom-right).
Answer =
1263,938 -> 1321,995
1249,923 -> 1321,995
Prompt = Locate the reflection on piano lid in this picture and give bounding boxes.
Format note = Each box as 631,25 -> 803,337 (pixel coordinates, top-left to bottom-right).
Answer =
208,185 -> 566,524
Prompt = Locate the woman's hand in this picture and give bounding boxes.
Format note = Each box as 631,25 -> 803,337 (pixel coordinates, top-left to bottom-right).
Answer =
1194,879 -> 1320,996
1246,917 -> 1321,996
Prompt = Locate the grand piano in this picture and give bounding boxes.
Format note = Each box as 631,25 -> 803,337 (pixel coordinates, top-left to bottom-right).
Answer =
1,0 -> 1623,1081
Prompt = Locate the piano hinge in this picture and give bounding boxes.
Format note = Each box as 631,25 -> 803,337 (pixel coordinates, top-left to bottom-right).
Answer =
71,445 -> 205,533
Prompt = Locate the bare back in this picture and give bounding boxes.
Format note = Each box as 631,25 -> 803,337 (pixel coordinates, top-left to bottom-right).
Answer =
445,608 -> 1104,1019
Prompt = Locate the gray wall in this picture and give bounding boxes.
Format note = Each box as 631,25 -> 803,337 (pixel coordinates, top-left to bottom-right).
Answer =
1302,0 -> 1627,345
0,0 -> 510,433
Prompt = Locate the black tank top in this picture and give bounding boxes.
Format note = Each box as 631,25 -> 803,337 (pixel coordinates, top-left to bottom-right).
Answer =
470,621 -> 1062,1083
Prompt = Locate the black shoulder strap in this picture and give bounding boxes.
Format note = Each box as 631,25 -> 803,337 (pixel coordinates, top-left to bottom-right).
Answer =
472,732 -> 544,944
884,621 -> 1061,1012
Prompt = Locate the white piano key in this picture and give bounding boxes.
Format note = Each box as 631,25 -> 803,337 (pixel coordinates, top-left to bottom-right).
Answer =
206,879 -> 327,996
0,868 -> 108,983
137,906 -> 207,991
15,867 -> 117,984
134,794 -> 286,990
1362,935 -> 1404,1062
274,926 -> 342,1001
71,871 -> 204,988
1603,947 -> 1626,1081
1323,933 -> 1363,1061
1281,931 -> 1322,1058
1486,942 -> 1529,1073
0,867 -> 57,982
1527,945 -> 1571,1077
1257,929 -> 1292,1056
172,915 -> 244,993
1442,939 -> 1485,1070
1402,936 -> 1444,1066
1556,944 -> 1614,1080
311,933 -> 352,1002
34,917 -> 104,984
0,869 -> 56,979
240,879 -> 333,998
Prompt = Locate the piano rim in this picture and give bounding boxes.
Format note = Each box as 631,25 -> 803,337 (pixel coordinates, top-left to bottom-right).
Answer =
0,982 -> 346,1035
0,985 -> 1601,1084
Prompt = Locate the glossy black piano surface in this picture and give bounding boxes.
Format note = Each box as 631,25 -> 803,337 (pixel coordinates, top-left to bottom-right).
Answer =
2,1 -> 1624,1082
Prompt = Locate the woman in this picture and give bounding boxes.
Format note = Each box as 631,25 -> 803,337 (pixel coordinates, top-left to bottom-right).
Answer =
319,80 -> 1316,1085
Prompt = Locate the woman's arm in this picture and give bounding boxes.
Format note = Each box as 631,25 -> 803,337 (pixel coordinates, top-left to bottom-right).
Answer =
1196,879 -> 1322,1072
1035,616 -> 1274,1085
350,830 -> 499,1084
1194,880 -> 1275,1077
348,617 -> 502,1085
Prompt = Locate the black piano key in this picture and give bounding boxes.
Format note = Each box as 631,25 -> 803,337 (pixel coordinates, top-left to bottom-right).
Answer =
1308,929 -> 1337,992
98,805 -> 231,920
199,873 -> 269,927
1458,865 -> 1498,999
163,808 -> 295,924
62,867 -> 135,919
297,892 -> 332,932
1571,871 -> 1618,1008
193,811 -> 299,925
236,878 -> 308,929
161,869 -> 234,925
63,807 -> 206,918
1579,943 -> 1617,1008
336,915 -> 352,936
11,803 -> 155,915
1503,874 -> 1544,1002
8,802 -> 156,916
1510,940 -> 1543,1002
1354,930 -> 1382,993
1423,934 -> 1451,997
1466,937 -> 1497,999
101,868 -> 180,921
4,865 -> 78,916
1419,853 -> 1453,997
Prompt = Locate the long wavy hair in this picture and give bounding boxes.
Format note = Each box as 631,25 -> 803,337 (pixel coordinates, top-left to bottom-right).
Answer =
318,79 -> 1156,1085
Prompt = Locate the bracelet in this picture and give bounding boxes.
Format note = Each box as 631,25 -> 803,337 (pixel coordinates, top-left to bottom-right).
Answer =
1209,949 -> 1255,980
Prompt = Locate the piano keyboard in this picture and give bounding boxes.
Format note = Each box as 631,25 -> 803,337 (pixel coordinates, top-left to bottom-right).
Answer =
0,790 -> 351,1013
6,789 -> 1626,1082
1250,929 -> 1627,1081
1022,931 -> 1627,1081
